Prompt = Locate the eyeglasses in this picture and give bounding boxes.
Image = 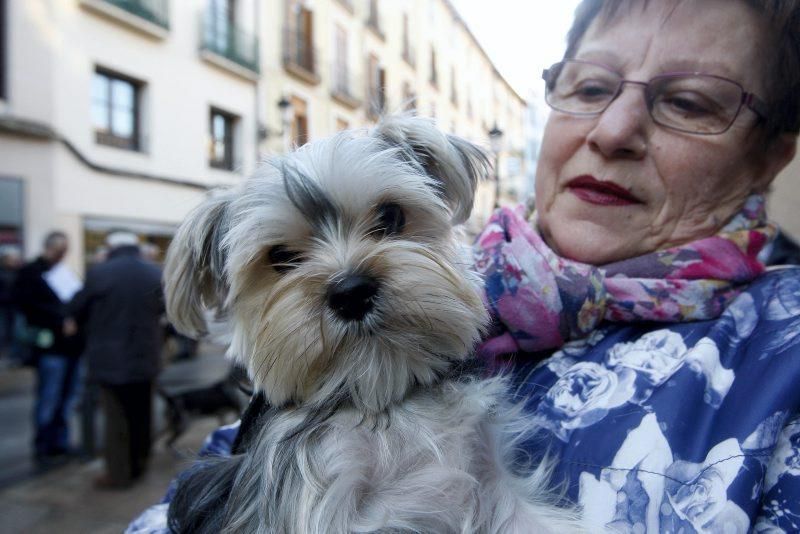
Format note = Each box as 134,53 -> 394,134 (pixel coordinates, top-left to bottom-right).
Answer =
542,60 -> 768,135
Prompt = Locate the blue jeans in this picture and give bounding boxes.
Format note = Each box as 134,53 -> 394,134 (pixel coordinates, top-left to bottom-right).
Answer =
34,354 -> 81,457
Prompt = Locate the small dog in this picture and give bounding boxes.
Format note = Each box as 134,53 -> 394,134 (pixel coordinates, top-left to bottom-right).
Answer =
163,116 -> 585,533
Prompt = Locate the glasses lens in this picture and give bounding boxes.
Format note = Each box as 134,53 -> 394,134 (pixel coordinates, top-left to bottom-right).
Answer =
648,75 -> 744,134
545,61 -> 621,114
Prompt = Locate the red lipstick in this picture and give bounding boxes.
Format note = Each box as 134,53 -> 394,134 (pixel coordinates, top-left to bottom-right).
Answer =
566,175 -> 642,206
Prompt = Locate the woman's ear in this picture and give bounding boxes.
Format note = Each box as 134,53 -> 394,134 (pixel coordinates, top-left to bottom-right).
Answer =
373,115 -> 490,225
754,133 -> 798,192
163,191 -> 233,338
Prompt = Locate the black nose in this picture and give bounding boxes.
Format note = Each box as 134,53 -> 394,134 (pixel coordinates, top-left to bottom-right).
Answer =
327,274 -> 380,321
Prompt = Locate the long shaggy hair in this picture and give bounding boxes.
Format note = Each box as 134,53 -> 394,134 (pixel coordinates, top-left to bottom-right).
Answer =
164,116 -> 587,533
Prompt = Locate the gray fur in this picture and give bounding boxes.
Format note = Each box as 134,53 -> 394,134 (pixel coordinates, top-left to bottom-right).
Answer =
164,115 -> 590,533
374,115 -> 489,225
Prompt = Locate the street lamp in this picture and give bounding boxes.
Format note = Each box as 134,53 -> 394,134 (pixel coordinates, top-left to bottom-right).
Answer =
488,123 -> 504,209
258,96 -> 294,152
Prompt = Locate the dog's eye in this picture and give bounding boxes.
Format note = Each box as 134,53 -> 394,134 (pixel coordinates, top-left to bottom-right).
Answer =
374,203 -> 405,237
268,245 -> 303,274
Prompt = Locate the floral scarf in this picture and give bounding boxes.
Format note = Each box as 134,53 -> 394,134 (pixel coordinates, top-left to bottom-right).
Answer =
473,194 -> 775,362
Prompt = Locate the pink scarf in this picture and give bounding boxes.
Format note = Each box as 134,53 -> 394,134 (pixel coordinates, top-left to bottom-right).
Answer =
473,195 -> 775,361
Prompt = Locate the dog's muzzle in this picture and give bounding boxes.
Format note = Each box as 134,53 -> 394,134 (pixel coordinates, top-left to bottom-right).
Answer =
327,274 -> 380,322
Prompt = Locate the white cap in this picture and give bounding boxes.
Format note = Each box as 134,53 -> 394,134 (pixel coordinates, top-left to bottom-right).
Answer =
105,231 -> 139,248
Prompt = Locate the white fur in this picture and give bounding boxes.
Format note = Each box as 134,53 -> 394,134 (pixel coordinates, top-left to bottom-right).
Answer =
164,115 -> 589,533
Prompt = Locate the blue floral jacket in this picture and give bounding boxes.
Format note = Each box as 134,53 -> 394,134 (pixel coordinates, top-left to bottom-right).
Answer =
129,268 -> 800,533
510,267 -> 800,533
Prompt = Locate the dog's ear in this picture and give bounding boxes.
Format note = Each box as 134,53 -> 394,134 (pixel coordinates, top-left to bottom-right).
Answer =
163,191 -> 232,337
373,115 -> 490,225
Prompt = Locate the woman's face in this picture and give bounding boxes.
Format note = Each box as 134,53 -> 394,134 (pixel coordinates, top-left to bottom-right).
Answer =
535,0 -> 794,265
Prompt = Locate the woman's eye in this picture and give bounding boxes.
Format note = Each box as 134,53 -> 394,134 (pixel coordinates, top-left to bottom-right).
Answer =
661,93 -> 715,116
571,80 -> 615,101
373,202 -> 405,237
268,245 -> 303,274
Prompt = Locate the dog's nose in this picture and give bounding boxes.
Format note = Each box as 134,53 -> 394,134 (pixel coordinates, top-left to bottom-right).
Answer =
327,274 -> 380,321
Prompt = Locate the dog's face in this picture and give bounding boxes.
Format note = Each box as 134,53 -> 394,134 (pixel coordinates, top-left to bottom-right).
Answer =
164,116 -> 490,412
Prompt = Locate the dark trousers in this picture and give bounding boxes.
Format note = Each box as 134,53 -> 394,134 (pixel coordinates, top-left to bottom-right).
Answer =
34,354 -> 81,457
100,381 -> 153,484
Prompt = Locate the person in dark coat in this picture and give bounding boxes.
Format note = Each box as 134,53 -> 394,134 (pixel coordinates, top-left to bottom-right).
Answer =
68,230 -> 164,488
12,231 -> 83,464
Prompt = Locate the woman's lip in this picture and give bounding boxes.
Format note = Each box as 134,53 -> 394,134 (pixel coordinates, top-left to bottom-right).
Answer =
566,175 -> 643,206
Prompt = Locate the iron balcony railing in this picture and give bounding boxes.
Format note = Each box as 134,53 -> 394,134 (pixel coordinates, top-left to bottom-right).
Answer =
102,0 -> 169,29
201,15 -> 260,74
283,28 -> 318,79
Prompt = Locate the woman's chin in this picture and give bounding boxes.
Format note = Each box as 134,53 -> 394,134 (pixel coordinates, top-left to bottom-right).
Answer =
541,220 -> 640,266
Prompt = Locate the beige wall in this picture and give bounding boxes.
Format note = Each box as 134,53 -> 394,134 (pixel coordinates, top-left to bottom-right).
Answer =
2,0 -> 528,270
3,0 -> 261,271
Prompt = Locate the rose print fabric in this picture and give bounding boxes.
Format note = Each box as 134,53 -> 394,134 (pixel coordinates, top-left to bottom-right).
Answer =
511,268 -> 800,533
474,194 -> 774,365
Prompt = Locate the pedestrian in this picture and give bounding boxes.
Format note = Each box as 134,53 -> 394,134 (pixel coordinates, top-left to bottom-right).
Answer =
12,231 -> 83,466
68,230 -> 164,488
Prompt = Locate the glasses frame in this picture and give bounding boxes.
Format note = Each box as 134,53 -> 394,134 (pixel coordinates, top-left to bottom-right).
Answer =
542,59 -> 768,135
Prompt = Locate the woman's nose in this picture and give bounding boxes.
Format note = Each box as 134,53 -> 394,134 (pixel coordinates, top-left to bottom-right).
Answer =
586,84 -> 650,159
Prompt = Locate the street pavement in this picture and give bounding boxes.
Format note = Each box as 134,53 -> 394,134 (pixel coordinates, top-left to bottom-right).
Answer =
0,343 -> 237,534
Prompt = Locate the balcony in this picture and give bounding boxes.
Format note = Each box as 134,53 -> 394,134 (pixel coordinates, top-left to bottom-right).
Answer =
80,0 -> 169,38
105,0 -> 168,27
200,15 -> 260,80
283,29 -> 320,85
330,67 -> 361,109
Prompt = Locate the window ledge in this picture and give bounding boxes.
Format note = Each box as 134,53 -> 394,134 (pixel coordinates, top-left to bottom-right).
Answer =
80,0 -> 169,40
283,61 -> 321,86
331,88 -> 361,110
200,50 -> 260,83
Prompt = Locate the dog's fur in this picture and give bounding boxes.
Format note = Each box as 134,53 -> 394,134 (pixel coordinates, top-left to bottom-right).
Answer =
163,116 -> 585,533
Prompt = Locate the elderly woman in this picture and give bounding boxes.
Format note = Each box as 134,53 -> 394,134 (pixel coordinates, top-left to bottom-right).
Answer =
474,0 -> 800,531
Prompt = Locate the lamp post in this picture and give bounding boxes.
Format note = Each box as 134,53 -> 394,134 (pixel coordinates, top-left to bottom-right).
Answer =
258,96 -> 294,152
277,96 -> 293,152
488,123 -> 504,209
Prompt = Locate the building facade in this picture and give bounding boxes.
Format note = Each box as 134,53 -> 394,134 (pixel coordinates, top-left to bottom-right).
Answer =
0,0 -> 528,272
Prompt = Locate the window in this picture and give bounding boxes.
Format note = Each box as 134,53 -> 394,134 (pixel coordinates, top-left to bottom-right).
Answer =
290,95 -> 309,146
367,55 -> 386,119
92,69 -> 141,150
0,177 -> 24,249
401,13 -> 413,66
209,108 -> 236,170
429,47 -> 438,87
333,24 -> 348,95
0,0 -> 6,100
450,66 -> 458,107
284,0 -> 316,78
366,0 -> 383,38
402,81 -> 416,112
207,0 -> 236,52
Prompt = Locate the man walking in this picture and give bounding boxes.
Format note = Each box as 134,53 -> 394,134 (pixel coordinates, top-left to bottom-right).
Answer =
12,231 -> 82,465
68,230 -> 163,488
